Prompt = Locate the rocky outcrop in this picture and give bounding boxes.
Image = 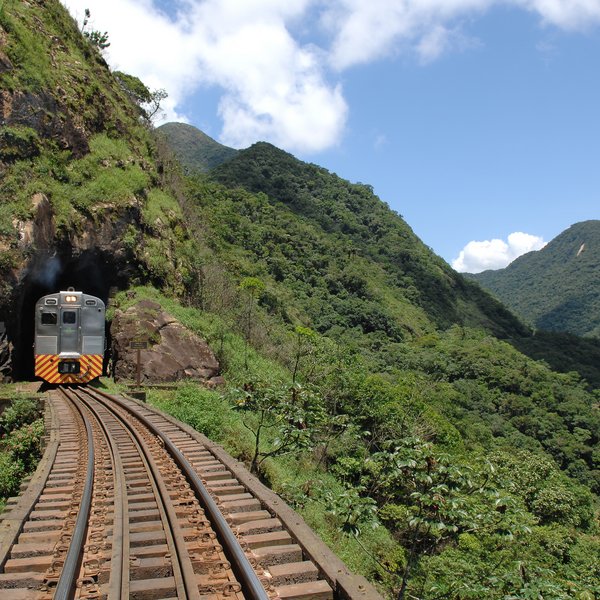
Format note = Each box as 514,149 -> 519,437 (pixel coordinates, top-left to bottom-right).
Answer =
0,322 -> 12,382
110,300 -> 223,386
0,90 -> 90,158
0,51 -> 12,74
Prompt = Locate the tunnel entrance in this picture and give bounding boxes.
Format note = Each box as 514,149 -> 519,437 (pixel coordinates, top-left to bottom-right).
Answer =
7,248 -> 135,381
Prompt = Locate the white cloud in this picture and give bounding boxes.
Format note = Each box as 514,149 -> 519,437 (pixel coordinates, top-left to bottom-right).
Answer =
61,0 -> 347,152
324,0 -> 491,70
60,0 -> 600,153
522,0 -> 600,30
323,0 -> 600,70
452,231 -> 546,272
187,6 -> 348,151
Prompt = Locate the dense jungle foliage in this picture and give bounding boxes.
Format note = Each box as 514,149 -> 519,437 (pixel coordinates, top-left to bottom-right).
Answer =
113,284 -> 600,600
0,2 -> 598,597
209,143 -> 528,339
471,220 -> 600,338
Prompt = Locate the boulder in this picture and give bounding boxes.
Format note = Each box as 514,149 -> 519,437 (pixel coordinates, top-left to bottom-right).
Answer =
110,300 -> 222,385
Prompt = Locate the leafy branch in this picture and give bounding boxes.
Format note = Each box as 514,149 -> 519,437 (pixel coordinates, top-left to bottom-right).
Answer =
232,380 -> 326,474
81,9 -> 110,51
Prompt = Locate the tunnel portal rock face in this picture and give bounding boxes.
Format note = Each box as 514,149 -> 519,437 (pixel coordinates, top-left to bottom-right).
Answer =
0,322 -> 11,383
0,193 -> 141,381
0,176 -> 147,381
111,300 -> 223,386
0,1 -> 189,383
4,247 -> 135,381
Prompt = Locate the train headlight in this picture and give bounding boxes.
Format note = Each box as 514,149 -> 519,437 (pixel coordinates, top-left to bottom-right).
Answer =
65,295 -> 77,302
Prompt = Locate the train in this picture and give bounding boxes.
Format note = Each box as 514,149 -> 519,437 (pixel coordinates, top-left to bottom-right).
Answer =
34,288 -> 105,384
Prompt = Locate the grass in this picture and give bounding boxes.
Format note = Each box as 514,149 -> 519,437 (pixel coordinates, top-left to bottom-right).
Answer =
147,384 -> 238,444
143,189 -> 183,231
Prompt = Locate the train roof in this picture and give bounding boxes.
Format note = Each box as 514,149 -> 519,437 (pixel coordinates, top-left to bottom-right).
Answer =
36,290 -> 105,307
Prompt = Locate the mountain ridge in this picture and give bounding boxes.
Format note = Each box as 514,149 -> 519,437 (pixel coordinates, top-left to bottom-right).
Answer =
470,220 -> 600,338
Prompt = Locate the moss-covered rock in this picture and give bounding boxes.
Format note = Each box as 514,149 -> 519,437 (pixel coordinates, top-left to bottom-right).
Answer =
0,125 -> 40,161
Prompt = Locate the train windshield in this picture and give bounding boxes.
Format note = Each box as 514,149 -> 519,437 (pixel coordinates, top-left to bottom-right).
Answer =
41,312 -> 58,325
63,311 -> 77,324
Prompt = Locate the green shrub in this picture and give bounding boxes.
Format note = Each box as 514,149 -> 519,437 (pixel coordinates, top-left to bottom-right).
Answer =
0,413 -> 44,500
3,418 -> 44,471
0,396 -> 41,434
142,237 -> 172,283
0,451 -> 23,498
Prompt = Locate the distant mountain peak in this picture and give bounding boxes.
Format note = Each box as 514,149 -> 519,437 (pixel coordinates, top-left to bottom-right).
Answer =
156,122 -> 238,173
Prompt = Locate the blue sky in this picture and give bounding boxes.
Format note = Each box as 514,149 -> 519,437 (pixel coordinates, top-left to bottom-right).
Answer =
62,0 -> 600,271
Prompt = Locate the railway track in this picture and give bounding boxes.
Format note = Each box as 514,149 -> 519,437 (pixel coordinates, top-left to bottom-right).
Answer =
0,387 -> 382,600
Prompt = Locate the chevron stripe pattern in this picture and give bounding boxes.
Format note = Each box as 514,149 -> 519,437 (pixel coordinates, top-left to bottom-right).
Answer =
35,354 -> 103,384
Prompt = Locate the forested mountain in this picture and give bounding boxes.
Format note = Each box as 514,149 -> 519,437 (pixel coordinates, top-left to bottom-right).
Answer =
157,122 -> 237,173
0,3 -> 599,598
471,220 -> 600,338
209,142 -> 528,338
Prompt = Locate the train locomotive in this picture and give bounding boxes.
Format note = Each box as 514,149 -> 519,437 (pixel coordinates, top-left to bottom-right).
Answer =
34,288 -> 105,384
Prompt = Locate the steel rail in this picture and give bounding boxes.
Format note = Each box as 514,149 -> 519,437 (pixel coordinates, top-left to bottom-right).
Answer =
54,387 -> 96,600
90,388 -> 270,600
81,387 -> 201,600
69,387 -> 130,599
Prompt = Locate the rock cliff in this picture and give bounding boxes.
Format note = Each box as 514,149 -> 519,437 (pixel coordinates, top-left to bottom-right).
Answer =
110,300 -> 223,385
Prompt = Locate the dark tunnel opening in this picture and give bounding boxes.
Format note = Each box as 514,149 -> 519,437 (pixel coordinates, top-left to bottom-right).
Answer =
8,248 -> 133,381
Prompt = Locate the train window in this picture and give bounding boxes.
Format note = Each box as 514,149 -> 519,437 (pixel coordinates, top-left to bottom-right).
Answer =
63,311 -> 77,324
41,312 -> 57,325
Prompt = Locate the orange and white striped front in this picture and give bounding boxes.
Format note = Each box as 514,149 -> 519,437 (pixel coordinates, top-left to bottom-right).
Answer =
35,354 -> 103,384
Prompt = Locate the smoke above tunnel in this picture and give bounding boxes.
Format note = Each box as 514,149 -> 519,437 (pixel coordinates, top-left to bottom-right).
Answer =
30,255 -> 62,289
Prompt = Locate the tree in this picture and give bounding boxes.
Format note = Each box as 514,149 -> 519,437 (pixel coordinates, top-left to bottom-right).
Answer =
232,380 -> 325,474
113,71 -> 168,124
81,9 -> 110,51
291,325 -> 317,384
238,277 -> 265,370
145,88 -> 168,122
337,437 -> 532,600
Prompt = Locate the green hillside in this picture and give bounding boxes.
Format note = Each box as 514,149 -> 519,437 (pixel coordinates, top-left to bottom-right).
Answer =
156,122 -> 238,173
471,220 -> 600,338
209,142 -> 527,339
0,3 -> 599,599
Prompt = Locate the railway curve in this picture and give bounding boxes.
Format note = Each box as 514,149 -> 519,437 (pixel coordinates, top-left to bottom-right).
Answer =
0,388 -> 383,600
